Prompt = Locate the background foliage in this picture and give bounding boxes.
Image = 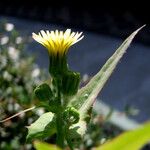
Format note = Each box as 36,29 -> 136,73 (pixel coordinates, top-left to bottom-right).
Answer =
0,21 -> 46,150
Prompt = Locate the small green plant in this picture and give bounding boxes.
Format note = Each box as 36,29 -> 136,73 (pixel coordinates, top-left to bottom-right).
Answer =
26,26 -> 145,150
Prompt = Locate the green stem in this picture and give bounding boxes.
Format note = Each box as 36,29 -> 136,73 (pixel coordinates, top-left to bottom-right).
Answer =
56,112 -> 65,148
54,77 -> 65,148
65,125 -> 74,150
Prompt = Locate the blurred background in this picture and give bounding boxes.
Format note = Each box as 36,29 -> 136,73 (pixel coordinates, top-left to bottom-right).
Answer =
0,1 -> 150,149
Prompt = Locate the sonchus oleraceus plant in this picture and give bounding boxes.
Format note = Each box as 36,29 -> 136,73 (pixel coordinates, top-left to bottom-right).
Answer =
27,26 -> 145,150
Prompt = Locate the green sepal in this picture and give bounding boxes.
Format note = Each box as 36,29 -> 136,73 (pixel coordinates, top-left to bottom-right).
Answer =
34,83 -> 53,101
49,55 -> 68,77
62,71 -> 80,96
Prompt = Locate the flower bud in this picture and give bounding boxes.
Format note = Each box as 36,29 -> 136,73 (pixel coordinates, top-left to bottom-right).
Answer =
62,71 -> 80,96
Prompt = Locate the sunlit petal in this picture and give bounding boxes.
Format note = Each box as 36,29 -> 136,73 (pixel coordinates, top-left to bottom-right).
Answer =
32,29 -> 84,56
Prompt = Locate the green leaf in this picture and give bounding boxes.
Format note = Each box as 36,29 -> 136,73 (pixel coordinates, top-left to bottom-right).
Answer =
67,108 -> 92,146
63,107 -> 80,125
69,26 -> 145,117
34,141 -> 61,150
27,112 -> 56,142
68,120 -> 87,140
66,26 -> 145,144
96,122 -> 150,150
34,83 -> 53,101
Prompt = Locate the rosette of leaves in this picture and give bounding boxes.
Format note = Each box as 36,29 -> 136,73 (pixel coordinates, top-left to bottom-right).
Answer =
0,21 -> 46,150
27,26 -> 145,150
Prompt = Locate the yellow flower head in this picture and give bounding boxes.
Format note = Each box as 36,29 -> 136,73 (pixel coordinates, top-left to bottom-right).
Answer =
32,29 -> 84,57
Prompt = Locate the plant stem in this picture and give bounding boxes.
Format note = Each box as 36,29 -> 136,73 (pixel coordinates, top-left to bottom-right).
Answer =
54,77 -> 65,148
65,125 -> 74,150
56,112 -> 65,148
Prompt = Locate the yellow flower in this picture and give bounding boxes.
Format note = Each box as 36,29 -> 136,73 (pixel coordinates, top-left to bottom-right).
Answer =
32,29 -> 84,56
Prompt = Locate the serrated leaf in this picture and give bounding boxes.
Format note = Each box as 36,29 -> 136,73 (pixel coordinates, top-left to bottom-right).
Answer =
34,141 -> 61,150
27,112 -> 56,142
69,26 -> 145,117
96,122 -> 150,150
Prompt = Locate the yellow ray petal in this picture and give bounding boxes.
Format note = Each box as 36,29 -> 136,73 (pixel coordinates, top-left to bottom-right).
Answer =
32,29 -> 84,56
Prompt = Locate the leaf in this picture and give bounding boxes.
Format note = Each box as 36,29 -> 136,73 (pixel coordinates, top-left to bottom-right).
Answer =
34,83 -> 53,101
69,120 -> 87,139
34,141 -> 61,150
66,26 -> 145,144
27,112 -> 56,142
96,122 -> 150,150
67,107 -> 92,146
69,25 -> 145,117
